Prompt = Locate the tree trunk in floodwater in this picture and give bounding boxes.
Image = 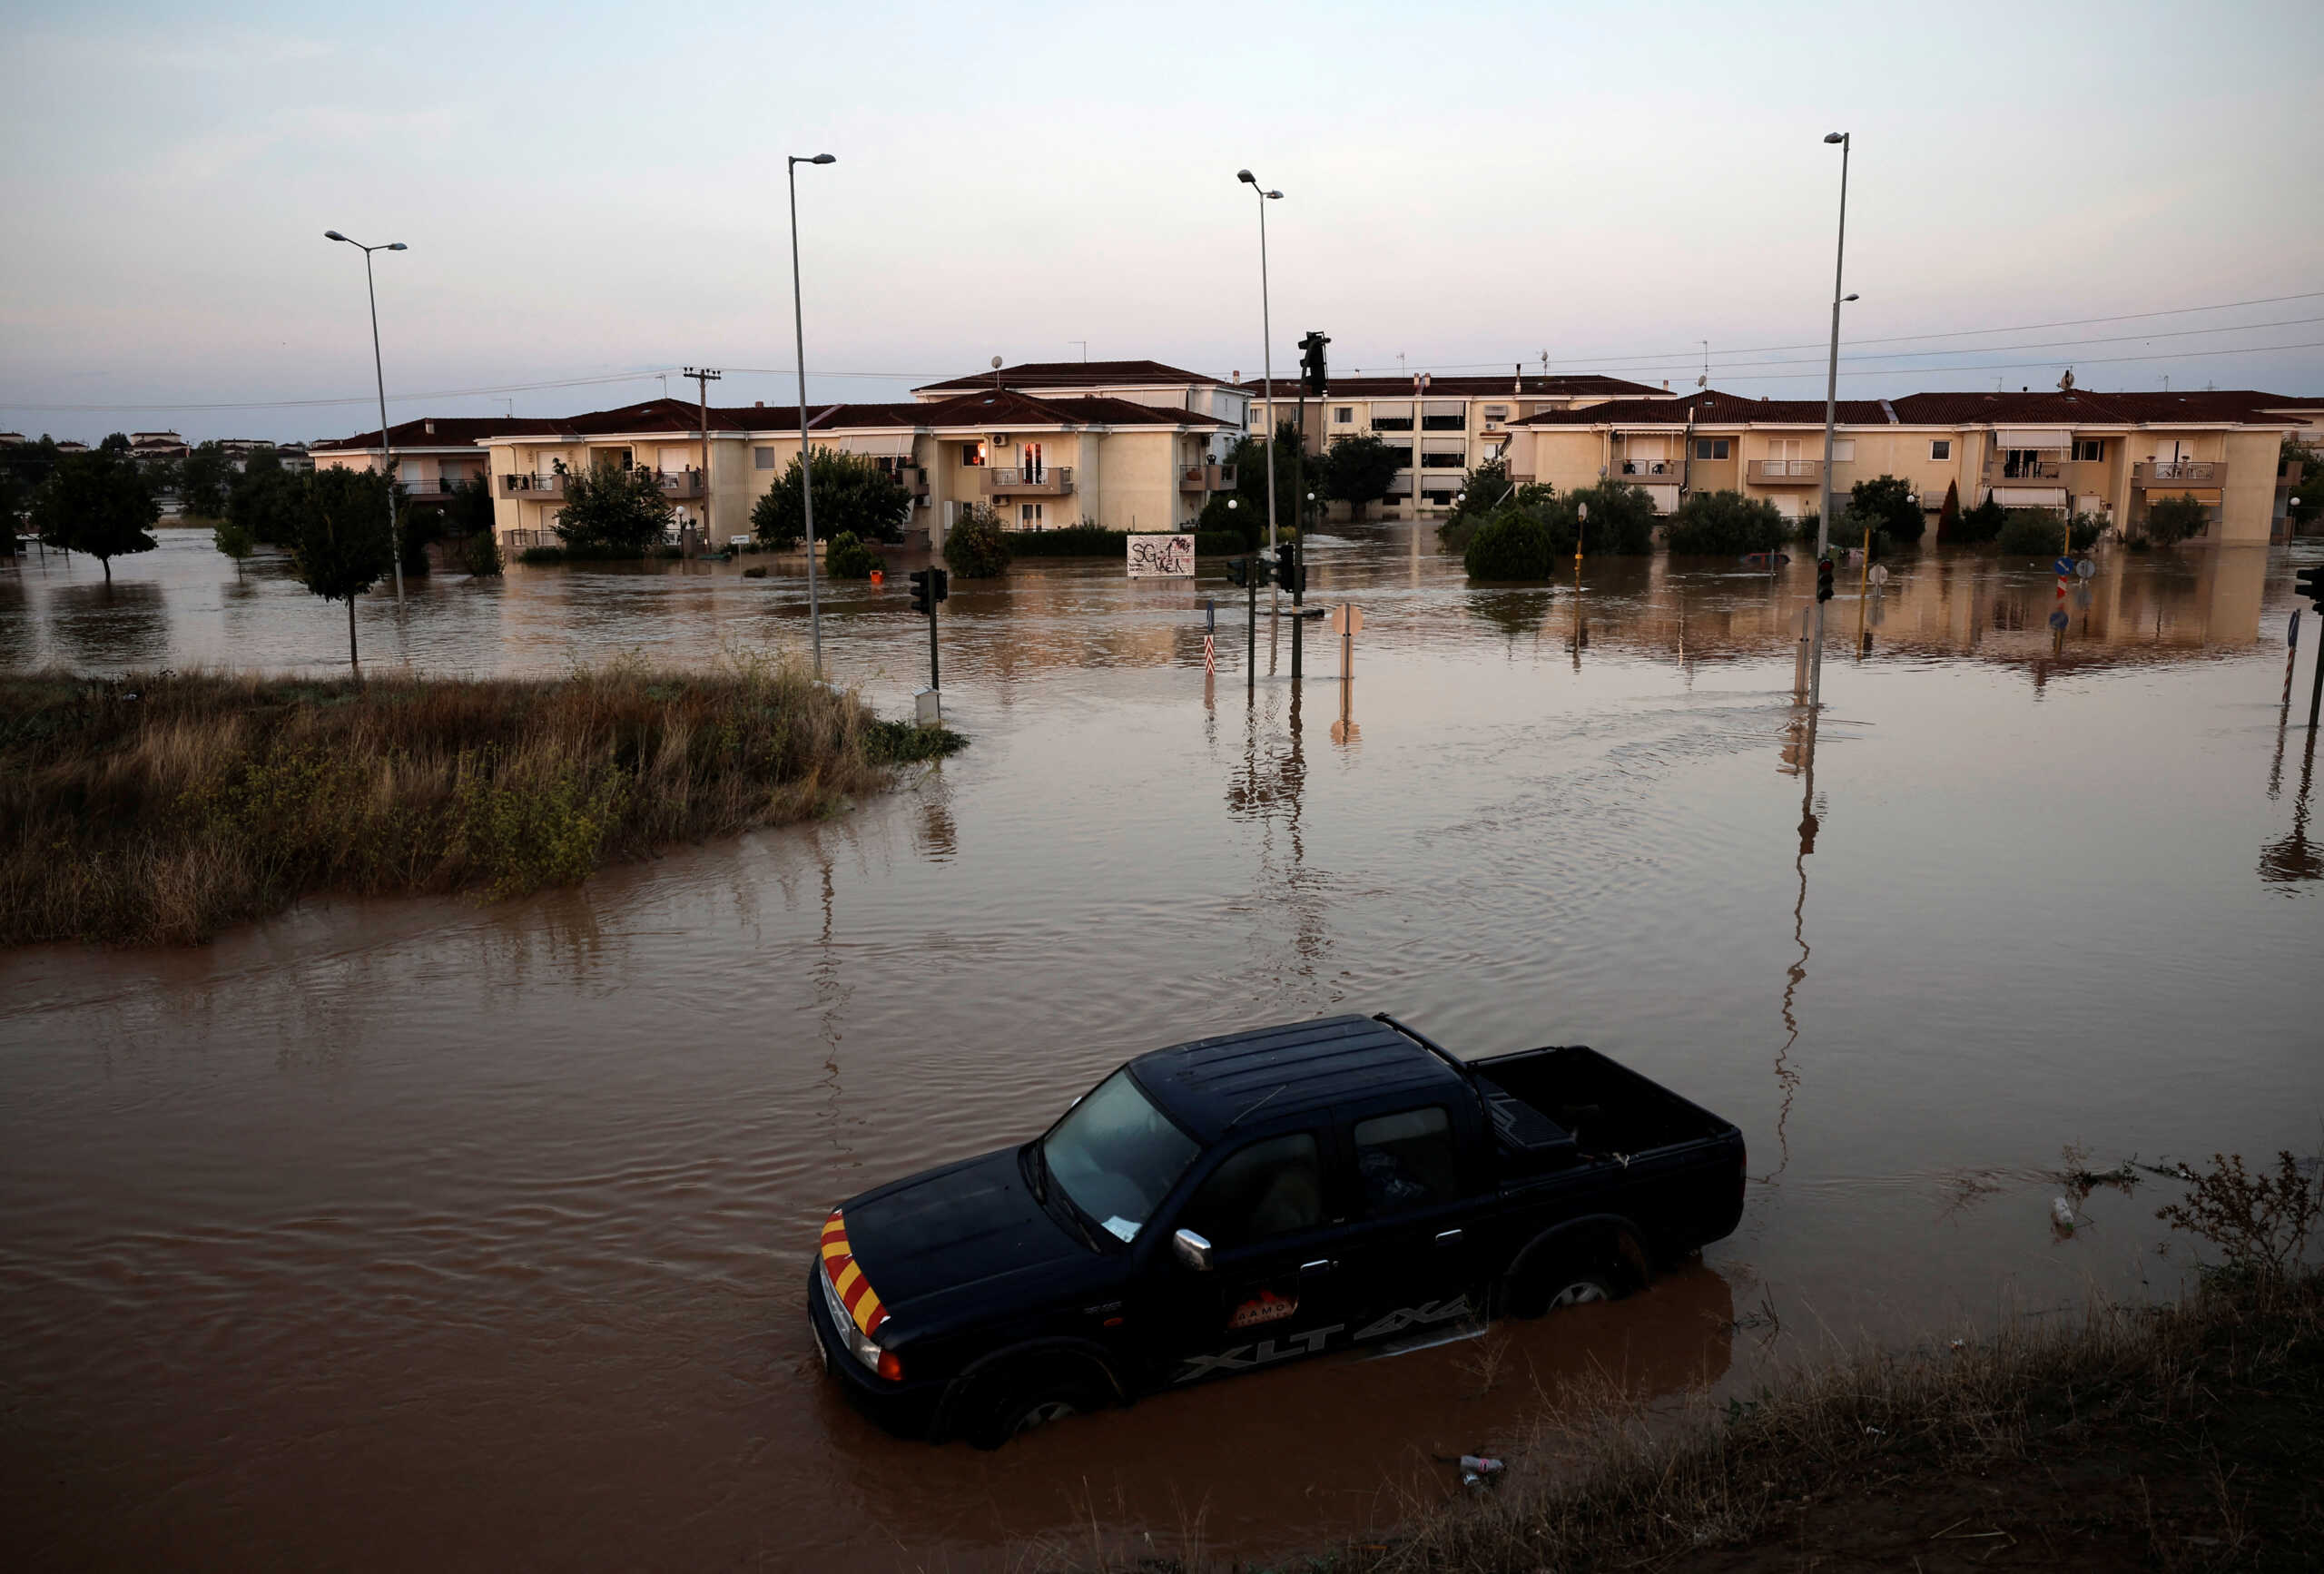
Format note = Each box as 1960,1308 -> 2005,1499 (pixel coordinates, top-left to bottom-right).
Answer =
347,597 -> 360,680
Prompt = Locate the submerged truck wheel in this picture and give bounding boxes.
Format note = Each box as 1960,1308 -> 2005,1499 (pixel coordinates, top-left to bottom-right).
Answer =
1501,1228 -> 1644,1319
949,1357 -> 1115,1450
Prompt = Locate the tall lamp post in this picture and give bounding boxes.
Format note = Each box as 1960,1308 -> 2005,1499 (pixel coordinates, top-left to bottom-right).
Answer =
324,230 -> 408,604
787,152 -> 836,680
1237,169 -> 1284,618
1808,132 -> 1856,712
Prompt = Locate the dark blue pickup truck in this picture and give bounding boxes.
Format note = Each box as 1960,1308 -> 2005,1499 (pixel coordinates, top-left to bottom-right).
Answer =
808,1013 -> 1745,1446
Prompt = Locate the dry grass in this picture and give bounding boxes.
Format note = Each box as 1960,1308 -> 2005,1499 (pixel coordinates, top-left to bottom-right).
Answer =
1048,1273 -> 2324,1574
0,656 -> 960,946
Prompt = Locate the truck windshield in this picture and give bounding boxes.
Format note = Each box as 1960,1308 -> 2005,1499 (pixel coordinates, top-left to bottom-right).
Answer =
1040,1069 -> 1198,1244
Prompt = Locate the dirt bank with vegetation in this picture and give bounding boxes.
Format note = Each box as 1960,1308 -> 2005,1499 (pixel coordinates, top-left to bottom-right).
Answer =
0,658 -> 961,946
1061,1155 -> 2322,1573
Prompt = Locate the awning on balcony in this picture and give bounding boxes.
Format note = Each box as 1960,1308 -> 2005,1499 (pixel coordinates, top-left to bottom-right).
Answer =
1995,428 -> 2071,448
1991,486 -> 2068,507
1422,400 -> 1466,418
1369,401 -> 1413,420
827,433 -> 914,457
1421,437 -> 1466,454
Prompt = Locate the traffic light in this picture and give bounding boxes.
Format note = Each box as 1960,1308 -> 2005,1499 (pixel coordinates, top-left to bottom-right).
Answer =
1226,556 -> 1250,587
908,567 -> 947,615
931,567 -> 949,604
1274,552 -> 1305,595
1298,330 -> 1330,397
1816,557 -> 1836,603
2299,565 -> 2324,608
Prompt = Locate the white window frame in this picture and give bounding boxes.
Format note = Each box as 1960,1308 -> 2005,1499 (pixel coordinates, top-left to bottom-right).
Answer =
754,447 -> 774,469
1928,438 -> 1951,461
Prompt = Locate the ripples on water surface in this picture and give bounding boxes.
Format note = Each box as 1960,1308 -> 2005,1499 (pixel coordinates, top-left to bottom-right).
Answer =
2,528 -> 2319,1569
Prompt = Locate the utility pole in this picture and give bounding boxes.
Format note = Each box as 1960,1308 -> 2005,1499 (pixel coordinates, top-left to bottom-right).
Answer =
1810,131 -> 1854,715
1237,170 -> 1284,625
684,367 -> 721,554
323,230 -> 408,602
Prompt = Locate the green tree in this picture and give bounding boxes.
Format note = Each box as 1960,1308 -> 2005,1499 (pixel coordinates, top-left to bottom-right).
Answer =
555,463 -> 674,554
30,448 -> 160,583
1462,507 -> 1572,581
942,503 -> 1011,578
2281,439 -> 2320,528
292,467 -> 397,675
445,474 -> 497,540
1994,507 -> 2101,556
179,442 -> 232,519
2142,495 -> 2211,546
227,448 -> 306,546
99,432 -> 131,453
1847,474 -> 1926,545
1318,433 -> 1404,522
752,449 -> 911,550
1935,479 -> 1961,542
212,517 -> 257,575
1215,422 -> 1311,547
1666,489 -> 1790,555
0,467 -> 23,553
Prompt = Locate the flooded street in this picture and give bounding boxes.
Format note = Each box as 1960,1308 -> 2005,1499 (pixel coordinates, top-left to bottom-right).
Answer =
3,528 -> 2320,1570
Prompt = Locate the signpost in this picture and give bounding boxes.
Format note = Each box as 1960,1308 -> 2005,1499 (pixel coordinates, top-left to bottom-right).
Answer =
908,566 -> 948,723
1203,598 -> 1216,676
1328,603 -> 1363,676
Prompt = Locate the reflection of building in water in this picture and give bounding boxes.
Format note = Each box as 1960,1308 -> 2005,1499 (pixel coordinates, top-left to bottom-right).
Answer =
1559,548 -> 2277,681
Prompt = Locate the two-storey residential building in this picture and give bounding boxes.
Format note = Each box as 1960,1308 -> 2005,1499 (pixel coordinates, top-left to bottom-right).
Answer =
311,417 -> 553,503
1241,372 -> 1675,518
1500,387 -> 2323,544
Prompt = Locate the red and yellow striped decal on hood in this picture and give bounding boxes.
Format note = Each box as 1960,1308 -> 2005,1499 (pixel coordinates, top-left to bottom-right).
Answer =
819,1211 -> 888,1338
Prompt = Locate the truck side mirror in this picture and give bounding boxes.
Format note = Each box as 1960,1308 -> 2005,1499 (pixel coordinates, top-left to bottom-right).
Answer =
1171,1228 -> 1214,1273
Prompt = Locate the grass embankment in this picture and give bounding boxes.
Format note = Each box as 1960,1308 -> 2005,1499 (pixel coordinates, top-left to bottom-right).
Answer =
1078,1272 -> 2324,1573
0,661 -> 961,946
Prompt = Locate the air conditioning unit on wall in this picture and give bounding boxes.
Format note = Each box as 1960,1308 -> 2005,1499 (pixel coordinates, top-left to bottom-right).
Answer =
990,433 -> 1010,448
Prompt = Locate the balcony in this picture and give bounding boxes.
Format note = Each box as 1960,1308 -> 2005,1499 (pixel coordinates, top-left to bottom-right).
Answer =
503,472 -> 565,499
1179,463 -> 1238,492
982,466 -> 1074,497
889,466 -> 929,497
1746,458 -> 1822,486
1987,457 -> 2063,482
2134,459 -> 2225,488
655,470 -> 706,499
1614,458 -> 1681,482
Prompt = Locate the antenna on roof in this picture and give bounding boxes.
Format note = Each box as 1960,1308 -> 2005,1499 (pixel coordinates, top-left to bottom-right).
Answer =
1698,340 -> 1709,390
1540,349 -> 1551,376
2057,369 -> 2075,391
991,355 -> 1003,395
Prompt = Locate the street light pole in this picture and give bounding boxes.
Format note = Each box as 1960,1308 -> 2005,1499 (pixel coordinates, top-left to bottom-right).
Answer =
325,230 -> 408,603
1809,132 -> 1852,713
788,153 -> 836,680
1238,170 -> 1284,621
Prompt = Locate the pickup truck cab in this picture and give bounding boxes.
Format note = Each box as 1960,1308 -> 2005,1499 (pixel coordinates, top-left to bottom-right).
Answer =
808,1013 -> 1744,1446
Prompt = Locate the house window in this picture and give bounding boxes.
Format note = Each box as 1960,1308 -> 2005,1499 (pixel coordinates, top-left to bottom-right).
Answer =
754,447 -> 774,469
1421,411 -> 1465,430
1019,502 -> 1044,528
1482,406 -> 1509,422
1334,407 -> 1354,424
1694,438 -> 1731,460
1421,451 -> 1463,468
1928,439 -> 1952,461
1423,488 -> 1458,504
1829,438 -> 1856,462
2073,438 -> 2103,462
960,441 -> 988,467
1373,415 -> 1413,432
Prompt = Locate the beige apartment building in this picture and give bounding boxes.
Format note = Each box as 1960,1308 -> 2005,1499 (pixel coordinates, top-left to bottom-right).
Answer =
1242,373 -> 1674,518
458,376 -> 1240,549
311,416 -> 538,498
1498,387 -> 2324,544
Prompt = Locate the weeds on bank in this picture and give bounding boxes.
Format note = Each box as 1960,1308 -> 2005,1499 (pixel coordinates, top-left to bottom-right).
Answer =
0,656 -> 964,945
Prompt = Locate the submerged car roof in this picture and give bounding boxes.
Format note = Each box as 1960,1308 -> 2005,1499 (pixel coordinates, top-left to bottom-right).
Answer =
1128,1014 -> 1468,1145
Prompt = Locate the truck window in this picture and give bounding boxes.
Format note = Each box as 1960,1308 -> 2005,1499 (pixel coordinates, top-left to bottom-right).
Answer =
1041,1069 -> 1199,1243
1179,1133 -> 1323,1251
1354,1107 -> 1458,1215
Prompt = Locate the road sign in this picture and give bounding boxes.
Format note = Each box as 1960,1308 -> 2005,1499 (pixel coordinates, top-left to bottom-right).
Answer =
1327,605 -> 1364,636
2048,608 -> 2070,631
1868,564 -> 1889,587
2054,556 -> 2075,577
2075,558 -> 2096,579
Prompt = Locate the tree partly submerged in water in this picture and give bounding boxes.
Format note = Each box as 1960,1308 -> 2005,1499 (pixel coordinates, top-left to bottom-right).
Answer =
292,467 -> 397,675
30,448 -> 160,584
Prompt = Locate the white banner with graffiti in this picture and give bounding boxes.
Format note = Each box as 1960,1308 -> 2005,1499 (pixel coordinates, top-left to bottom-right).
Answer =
1127,533 -> 1195,578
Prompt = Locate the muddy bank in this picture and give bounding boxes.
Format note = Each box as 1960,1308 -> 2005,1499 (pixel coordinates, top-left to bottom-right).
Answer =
1067,1268 -> 2323,1573
0,660 -> 960,946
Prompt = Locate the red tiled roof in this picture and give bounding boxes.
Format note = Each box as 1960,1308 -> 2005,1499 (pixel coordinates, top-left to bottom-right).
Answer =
1251,373 -> 1671,400
912,359 -> 1226,393
1510,388 -> 2319,429
312,415 -> 566,450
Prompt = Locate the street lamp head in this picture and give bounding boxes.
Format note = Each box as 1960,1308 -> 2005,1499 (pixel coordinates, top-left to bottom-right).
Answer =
1843,292 -> 1858,302
1824,132 -> 1846,144
1226,497 -> 1238,508
386,242 -> 407,251
1265,190 -> 1283,200
323,230 -> 349,242
810,152 -> 835,164
1237,169 -> 1256,184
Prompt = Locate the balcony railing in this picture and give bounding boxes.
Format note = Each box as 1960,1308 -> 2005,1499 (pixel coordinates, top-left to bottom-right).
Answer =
1746,458 -> 1822,485
655,469 -> 706,499
982,466 -> 1074,496
1988,458 -> 2063,481
502,468 -> 708,499
503,472 -> 565,498
394,477 -> 485,498
887,465 -> 929,497
1615,458 -> 1681,480
2134,459 -> 2224,487
1179,463 -> 1238,491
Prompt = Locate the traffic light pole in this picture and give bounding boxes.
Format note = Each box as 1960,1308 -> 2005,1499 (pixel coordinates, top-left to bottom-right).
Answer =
1246,572 -> 1257,701
928,590 -> 941,693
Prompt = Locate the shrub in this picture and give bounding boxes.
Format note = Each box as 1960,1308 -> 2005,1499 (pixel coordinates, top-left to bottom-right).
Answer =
752,449 -> 911,549
2156,1151 -> 2321,1294
822,531 -> 882,579
1994,507 -> 2099,556
1666,489 -> 1789,555
463,529 -> 505,577
1463,508 -> 1566,580
1952,495 -> 2008,545
1935,479 -> 1961,541
212,517 -> 257,575
942,505 -> 1010,578
1557,482 -> 1659,555
2142,494 -> 2211,546
1009,524 -> 1124,556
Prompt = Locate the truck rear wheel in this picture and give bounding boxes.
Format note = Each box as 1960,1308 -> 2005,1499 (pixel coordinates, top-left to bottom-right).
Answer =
1502,1247 -> 1632,1320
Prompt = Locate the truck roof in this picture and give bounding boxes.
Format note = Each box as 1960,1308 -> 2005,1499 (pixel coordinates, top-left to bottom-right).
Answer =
1128,1014 -> 1467,1146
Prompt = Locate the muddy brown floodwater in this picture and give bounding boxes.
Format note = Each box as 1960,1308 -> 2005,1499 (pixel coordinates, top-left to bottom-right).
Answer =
3,528 -> 2320,1570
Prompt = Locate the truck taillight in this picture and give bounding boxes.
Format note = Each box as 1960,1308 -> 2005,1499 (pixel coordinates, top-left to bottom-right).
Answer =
876,1349 -> 905,1382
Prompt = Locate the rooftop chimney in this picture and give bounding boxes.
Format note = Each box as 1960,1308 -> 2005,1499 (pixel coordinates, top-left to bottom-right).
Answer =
1660,380 -> 1669,390
424,419 -> 435,435
1233,370 -> 1241,384
755,400 -> 764,408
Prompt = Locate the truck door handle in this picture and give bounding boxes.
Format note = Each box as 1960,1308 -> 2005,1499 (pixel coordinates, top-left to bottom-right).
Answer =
1434,1228 -> 1464,1244
1299,1258 -> 1335,1277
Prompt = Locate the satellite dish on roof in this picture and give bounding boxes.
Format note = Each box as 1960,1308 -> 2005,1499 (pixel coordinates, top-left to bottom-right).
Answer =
990,356 -> 1003,369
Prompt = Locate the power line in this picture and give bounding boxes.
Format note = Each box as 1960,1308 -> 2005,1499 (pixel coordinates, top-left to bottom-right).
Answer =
1580,314 -> 2324,379
1741,339 -> 2324,383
